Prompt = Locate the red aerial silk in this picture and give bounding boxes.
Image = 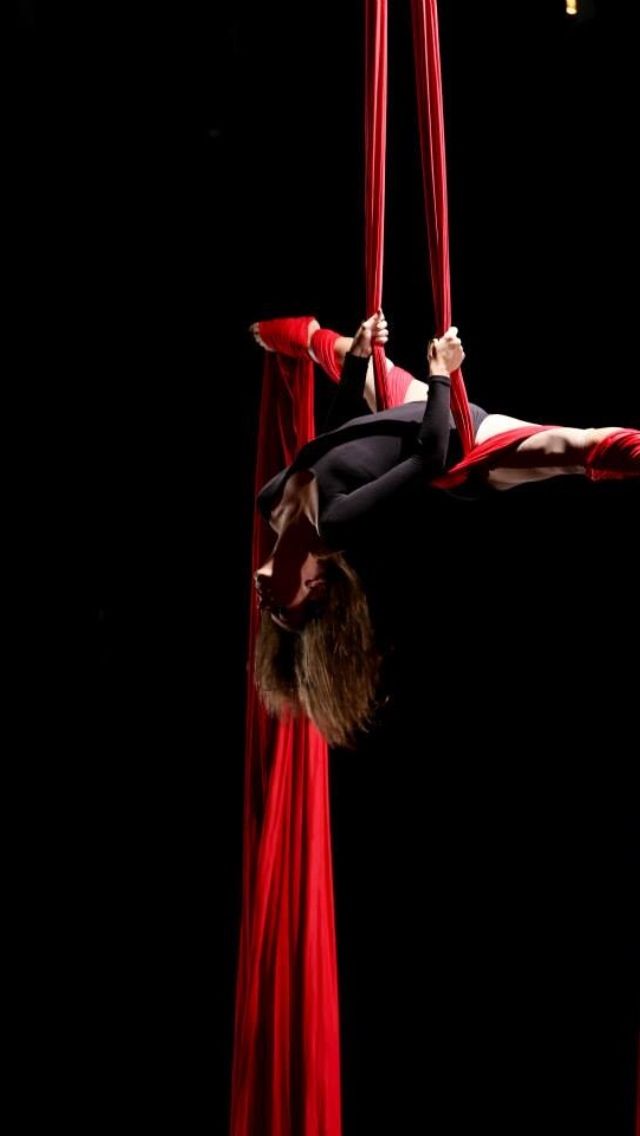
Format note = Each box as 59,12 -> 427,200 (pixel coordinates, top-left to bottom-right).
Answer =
233,3 -> 478,1132
433,426 -> 640,488
363,0 -> 476,456
411,0 -> 475,454
232,4 -> 640,1135
364,0 -> 390,409
432,425 -> 552,488
584,427 -> 640,480
230,352 -> 342,1136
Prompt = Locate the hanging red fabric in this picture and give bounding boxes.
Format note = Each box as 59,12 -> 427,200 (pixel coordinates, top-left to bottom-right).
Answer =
411,0 -> 475,454
364,0 -> 390,409
232,3 -> 479,1132
230,352 -> 342,1136
364,0 -> 475,449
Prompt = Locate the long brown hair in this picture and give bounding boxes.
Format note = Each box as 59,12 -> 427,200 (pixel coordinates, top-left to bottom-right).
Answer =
254,553 -> 380,748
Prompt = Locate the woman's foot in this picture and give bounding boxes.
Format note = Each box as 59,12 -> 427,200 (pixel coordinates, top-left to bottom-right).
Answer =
249,315 -> 348,384
249,322 -> 274,351
249,316 -> 320,356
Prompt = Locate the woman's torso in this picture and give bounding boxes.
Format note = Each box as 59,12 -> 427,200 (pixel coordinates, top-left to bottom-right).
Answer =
257,401 -> 489,526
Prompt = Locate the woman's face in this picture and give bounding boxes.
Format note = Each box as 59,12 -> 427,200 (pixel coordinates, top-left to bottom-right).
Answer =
254,529 -> 328,630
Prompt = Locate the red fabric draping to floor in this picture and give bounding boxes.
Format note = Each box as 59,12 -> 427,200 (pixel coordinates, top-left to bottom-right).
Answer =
230,352 -> 342,1135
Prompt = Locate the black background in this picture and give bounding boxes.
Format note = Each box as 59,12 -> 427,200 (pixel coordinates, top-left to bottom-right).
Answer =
10,2 -> 638,1132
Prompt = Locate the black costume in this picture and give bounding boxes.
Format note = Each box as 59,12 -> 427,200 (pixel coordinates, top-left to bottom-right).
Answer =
257,354 -> 489,547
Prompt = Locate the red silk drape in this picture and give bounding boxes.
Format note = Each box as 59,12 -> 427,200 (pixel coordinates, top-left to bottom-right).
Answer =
364,0 -> 475,452
232,3 -> 640,1130
431,425 -> 552,488
364,0 -> 390,409
411,0 -> 475,454
230,353 -> 342,1136
232,3 -> 519,1132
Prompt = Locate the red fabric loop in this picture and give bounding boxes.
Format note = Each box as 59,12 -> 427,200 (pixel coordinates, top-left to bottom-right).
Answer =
584,428 -> 640,480
257,316 -> 315,358
310,328 -> 343,383
431,425 -> 553,489
386,364 -> 414,406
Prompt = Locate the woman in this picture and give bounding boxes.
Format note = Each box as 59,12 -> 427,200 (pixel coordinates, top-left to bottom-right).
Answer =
252,311 -> 636,746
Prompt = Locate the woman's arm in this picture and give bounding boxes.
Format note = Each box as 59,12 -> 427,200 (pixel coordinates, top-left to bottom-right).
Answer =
321,353 -> 370,431
319,329 -> 464,544
321,310 -> 389,431
319,378 -> 452,537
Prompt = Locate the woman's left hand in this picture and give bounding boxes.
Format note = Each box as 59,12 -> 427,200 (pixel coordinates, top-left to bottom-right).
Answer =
428,326 -> 465,375
350,309 -> 389,358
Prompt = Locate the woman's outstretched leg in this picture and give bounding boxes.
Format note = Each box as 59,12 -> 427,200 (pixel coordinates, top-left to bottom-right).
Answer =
475,416 -> 637,489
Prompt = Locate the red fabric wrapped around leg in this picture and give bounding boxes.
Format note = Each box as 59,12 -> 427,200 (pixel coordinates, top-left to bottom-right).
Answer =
386,364 -> 414,406
432,425 -> 553,489
257,316 -> 315,358
310,328 -> 342,383
310,335 -> 417,402
584,428 -> 640,481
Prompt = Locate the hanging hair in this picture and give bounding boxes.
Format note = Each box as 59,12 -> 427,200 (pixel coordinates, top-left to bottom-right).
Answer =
254,553 -> 380,748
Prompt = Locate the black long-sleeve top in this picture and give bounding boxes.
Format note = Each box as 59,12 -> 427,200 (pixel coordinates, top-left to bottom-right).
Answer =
257,354 -> 489,548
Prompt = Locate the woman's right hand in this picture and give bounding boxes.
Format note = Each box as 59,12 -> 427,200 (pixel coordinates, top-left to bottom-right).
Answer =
428,326 -> 465,375
350,309 -> 389,358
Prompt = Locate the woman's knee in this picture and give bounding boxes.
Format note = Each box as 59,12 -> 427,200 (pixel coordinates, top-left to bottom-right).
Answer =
514,426 -> 590,472
540,426 -> 591,461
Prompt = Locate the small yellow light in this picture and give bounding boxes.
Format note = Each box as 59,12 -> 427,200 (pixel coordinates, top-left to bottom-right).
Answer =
566,0 -> 578,14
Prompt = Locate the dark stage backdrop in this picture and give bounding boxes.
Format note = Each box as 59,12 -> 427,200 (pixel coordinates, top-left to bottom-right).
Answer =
11,2 -> 637,1133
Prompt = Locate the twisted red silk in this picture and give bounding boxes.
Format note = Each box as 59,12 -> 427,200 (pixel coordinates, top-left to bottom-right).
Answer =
431,425 -> 552,488
432,426 -> 640,489
364,0 -> 390,409
232,3 -> 544,1132
363,0 -> 475,453
230,353 -> 342,1136
584,427 -> 640,480
411,0 -> 475,454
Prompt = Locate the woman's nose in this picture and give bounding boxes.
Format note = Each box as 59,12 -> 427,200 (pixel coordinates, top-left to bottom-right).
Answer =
255,556 -> 272,586
255,558 -> 274,583
254,562 -> 275,598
